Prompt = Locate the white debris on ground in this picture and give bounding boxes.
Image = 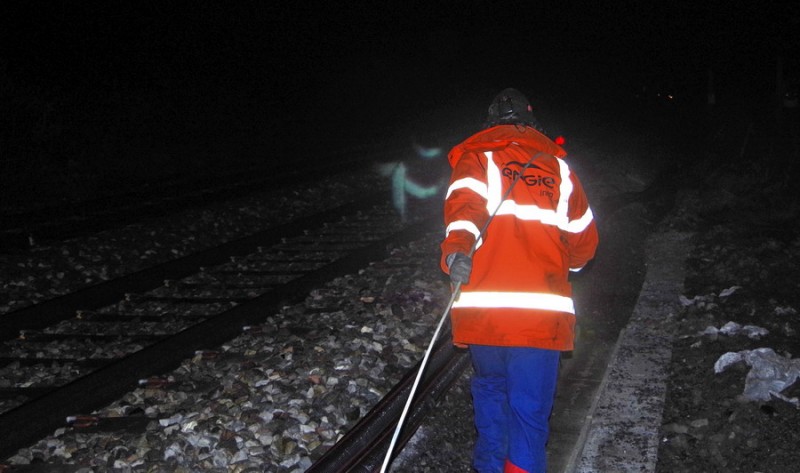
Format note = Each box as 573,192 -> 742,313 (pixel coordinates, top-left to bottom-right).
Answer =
679,285 -> 799,405
678,285 -> 741,308
714,348 -> 800,406
699,322 -> 769,340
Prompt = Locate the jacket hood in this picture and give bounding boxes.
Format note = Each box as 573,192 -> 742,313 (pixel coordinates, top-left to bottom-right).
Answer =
449,125 -> 566,167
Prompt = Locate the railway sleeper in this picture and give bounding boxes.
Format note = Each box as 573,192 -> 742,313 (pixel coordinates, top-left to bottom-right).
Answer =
123,294 -> 256,304
314,230 -> 394,239
271,241 -> 373,251
64,414 -> 152,433
0,358 -> 110,369
15,331 -> 168,344
75,311 -> 191,323
161,281 -> 289,291
295,234 -> 387,243
207,268 -> 311,276
0,387 -> 56,401
237,252 -> 345,263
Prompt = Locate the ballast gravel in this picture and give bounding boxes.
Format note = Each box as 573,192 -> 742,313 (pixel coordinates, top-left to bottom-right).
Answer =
5,235 -> 452,472
0,167 -> 460,472
0,170 -> 393,315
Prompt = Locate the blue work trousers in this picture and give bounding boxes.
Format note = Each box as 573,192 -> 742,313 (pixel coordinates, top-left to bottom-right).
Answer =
469,345 -> 560,473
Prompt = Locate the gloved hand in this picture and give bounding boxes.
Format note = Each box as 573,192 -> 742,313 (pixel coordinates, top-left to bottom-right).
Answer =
446,253 -> 472,285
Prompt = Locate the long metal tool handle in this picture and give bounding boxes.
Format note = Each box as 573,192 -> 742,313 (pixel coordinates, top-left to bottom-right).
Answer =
379,150 -> 545,472
378,282 -> 463,473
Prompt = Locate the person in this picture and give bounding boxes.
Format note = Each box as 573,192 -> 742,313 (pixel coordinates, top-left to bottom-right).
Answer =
376,137 -> 447,222
440,88 -> 598,473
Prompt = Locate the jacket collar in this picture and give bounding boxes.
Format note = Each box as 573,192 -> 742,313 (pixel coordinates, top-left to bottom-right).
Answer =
449,125 -> 566,167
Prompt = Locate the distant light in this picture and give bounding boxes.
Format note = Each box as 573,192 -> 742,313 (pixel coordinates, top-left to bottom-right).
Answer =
555,136 -> 565,146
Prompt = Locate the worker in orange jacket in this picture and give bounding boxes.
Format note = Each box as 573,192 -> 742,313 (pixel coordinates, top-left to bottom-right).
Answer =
441,88 -> 598,473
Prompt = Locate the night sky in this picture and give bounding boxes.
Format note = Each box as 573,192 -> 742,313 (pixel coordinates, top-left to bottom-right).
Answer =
6,4 -> 797,89
1,1 -> 798,184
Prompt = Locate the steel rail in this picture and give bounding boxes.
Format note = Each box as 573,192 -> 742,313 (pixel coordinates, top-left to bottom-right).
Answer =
307,335 -> 470,473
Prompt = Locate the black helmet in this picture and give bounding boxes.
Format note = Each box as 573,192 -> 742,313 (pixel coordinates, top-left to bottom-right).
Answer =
484,88 -> 542,130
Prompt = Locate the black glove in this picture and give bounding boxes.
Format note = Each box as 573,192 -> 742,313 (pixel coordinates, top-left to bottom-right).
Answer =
446,253 -> 472,285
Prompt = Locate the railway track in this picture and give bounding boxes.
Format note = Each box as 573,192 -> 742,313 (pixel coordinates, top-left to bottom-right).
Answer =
0,174 -> 459,470
0,164 -> 657,472
0,112 -> 682,471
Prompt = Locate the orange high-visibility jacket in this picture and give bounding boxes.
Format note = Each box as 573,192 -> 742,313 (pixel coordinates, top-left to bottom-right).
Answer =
441,125 -> 598,350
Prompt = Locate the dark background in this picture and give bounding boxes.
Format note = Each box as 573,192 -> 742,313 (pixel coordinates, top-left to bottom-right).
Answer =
2,1 -> 798,208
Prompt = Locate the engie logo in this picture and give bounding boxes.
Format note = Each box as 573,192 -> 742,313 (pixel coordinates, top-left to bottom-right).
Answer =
502,161 -> 556,188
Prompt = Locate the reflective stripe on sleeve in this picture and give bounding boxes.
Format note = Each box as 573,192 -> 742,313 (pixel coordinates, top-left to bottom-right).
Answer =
453,291 -> 575,314
446,177 -> 488,200
445,220 -> 484,250
565,207 -> 594,233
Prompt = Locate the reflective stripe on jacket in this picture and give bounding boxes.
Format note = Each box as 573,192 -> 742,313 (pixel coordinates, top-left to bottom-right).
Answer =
441,125 -> 598,350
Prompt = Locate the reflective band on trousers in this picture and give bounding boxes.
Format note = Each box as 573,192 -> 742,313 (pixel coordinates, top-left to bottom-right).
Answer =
453,291 -> 575,314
